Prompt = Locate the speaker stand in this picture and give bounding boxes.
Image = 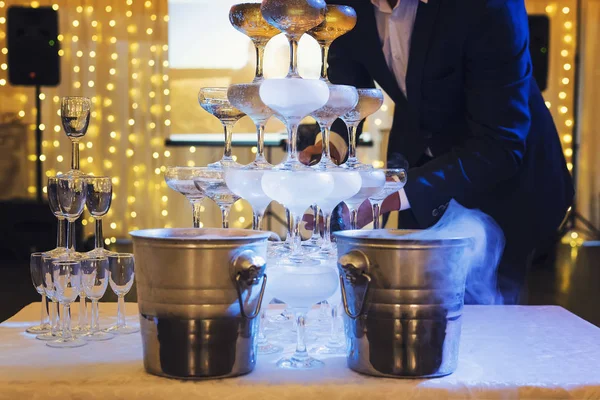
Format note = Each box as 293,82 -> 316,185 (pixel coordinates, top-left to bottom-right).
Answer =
35,84 -> 42,203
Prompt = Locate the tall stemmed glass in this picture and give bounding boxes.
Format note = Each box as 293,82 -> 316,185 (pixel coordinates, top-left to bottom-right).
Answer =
229,3 -> 280,82
341,88 -> 384,170
268,262 -> 339,369
56,176 -> 87,258
82,257 -> 114,341
261,0 -> 326,78
198,87 -> 246,169
45,177 -> 67,257
105,253 -> 139,335
36,256 -> 62,341
307,4 -> 357,82
369,168 -> 408,229
26,253 -> 50,334
165,167 -> 206,228
193,168 -> 240,229
85,176 -> 113,257
48,259 -> 86,348
61,97 -> 90,177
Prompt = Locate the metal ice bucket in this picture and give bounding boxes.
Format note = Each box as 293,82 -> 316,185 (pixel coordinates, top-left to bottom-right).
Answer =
334,229 -> 472,378
130,228 -> 269,380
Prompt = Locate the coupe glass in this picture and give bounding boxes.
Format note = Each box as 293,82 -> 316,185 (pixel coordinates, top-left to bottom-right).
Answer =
259,78 -> 329,170
36,256 -> 62,341
45,176 -> 67,258
61,96 -> 90,177
105,253 -> 139,335
341,88 -> 384,170
82,257 -> 114,341
261,0 -> 326,78
224,166 -> 271,230
229,3 -> 280,82
307,4 -> 357,81
344,169 -> 386,229
198,87 -> 246,168
85,176 -> 113,257
26,253 -> 50,334
368,168 -> 408,229
165,167 -> 206,228
261,168 -> 334,261
48,260 -> 86,348
193,167 -> 241,228
268,262 -> 339,369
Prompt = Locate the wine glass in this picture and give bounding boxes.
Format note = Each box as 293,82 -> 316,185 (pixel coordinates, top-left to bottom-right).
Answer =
261,0 -> 326,78
259,78 -> 329,170
193,167 -> 241,229
105,253 -> 139,335
61,96 -> 90,177
45,177 -> 67,258
82,257 -> 114,341
48,259 -> 86,348
36,256 -> 62,341
165,167 -> 206,228
307,4 -> 357,81
268,262 -> 339,369
229,3 -> 280,82
344,169 -> 386,230
198,87 -> 246,169
56,176 -> 87,258
341,88 -> 384,170
25,253 -> 50,334
85,176 -> 113,257
368,168 -> 408,229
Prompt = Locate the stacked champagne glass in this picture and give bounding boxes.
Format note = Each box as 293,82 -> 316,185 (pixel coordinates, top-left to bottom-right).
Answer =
26,97 -> 138,348
163,0 -> 408,369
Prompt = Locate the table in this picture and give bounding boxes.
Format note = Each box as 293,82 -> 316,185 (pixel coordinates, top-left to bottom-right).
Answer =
1,303 -> 600,400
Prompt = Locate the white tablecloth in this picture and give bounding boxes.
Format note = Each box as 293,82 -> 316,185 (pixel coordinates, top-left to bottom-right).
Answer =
1,303 -> 599,399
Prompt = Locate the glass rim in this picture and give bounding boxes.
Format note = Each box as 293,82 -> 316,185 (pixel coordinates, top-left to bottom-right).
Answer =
61,96 -> 91,101
52,259 -> 81,265
108,252 -> 134,259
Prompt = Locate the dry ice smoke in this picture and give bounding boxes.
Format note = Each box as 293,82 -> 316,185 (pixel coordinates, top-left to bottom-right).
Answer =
403,199 -> 505,305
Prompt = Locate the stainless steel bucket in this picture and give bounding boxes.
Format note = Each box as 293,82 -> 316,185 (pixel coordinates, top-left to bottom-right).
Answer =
130,228 -> 270,380
334,229 -> 472,378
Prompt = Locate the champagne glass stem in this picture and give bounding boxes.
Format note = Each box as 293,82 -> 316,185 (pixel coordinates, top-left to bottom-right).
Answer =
312,205 -> 320,240
220,206 -> 232,229
321,126 -> 332,161
327,304 -> 341,346
372,202 -> 382,229
285,208 -> 293,244
286,121 -> 300,163
66,220 -> 76,251
350,208 -> 358,230
347,124 -> 359,165
94,218 -> 103,250
322,210 -> 333,249
71,140 -> 80,171
252,211 -> 264,231
257,308 -> 268,345
57,217 -> 66,248
320,44 -> 330,81
62,303 -> 72,340
117,294 -> 126,328
191,200 -> 203,228
40,294 -> 49,326
91,299 -> 99,333
286,35 -> 300,78
255,124 -> 266,162
253,42 -> 266,82
293,311 -> 309,359
50,301 -> 59,335
290,212 -> 302,257
78,294 -> 86,328
222,123 -> 235,163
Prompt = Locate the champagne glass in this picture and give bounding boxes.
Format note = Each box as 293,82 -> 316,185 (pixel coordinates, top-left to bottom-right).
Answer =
82,257 -> 114,341
165,167 -> 206,228
56,176 -> 87,259
193,167 -> 240,229
344,169 -> 386,230
48,259 -> 86,348
26,253 -> 50,334
312,269 -> 345,354
224,166 -> 272,230
85,176 -> 113,257
198,87 -> 246,169
261,0 -> 326,78
229,3 -> 280,82
45,177 -> 67,258
36,256 -> 62,341
61,97 -> 90,177
106,253 -> 139,335
259,78 -> 329,170
307,4 -> 357,81
341,89 -> 384,170
368,168 -> 408,229
268,262 -> 339,369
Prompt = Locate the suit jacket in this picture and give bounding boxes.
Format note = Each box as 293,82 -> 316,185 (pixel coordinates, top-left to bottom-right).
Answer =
328,0 -> 574,254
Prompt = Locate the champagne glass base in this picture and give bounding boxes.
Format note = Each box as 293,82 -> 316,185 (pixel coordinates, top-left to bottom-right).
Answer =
86,248 -> 116,258
47,337 -> 87,348
26,324 -> 51,334
311,342 -> 346,355
61,169 -> 87,178
36,331 -> 62,341
104,325 -> 140,335
258,342 -> 284,355
43,247 -> 68,258
341,160 -> 373,171
277,355 -> 324,370
84,331 -> 115,341
72,325 -> 90,335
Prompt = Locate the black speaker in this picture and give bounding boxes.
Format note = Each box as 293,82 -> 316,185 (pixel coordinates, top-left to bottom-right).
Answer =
528,14 -> 550,92
7,6 -> 60,87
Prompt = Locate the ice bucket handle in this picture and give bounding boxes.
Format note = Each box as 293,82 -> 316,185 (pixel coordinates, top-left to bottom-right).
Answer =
338,251 -> 372,320
232,249 -> 268,320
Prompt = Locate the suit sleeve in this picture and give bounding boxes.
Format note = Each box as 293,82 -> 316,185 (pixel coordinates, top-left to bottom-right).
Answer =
406,0 -> 532,227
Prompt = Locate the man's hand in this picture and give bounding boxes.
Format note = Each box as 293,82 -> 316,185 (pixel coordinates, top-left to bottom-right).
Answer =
298,141 -> 344,166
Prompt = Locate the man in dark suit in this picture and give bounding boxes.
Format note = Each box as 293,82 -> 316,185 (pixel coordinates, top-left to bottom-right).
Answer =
315,0 -> 574,304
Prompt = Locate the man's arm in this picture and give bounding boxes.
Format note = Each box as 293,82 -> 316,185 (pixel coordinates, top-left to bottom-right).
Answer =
406,0 -> 532,227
